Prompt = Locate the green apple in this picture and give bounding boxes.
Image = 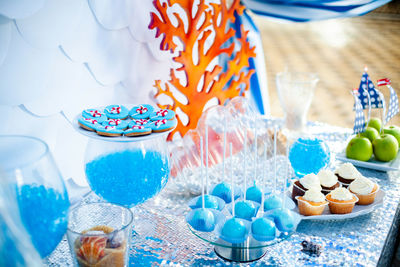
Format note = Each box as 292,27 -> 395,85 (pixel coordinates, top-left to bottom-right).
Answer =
383,125 -> 400,148
367,117 -> 382,132
346,136 -> 373,161
360,127 -> 380,143
373,134 -> 399,162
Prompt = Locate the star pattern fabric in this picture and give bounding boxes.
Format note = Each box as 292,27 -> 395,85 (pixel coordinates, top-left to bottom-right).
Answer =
357,70 -> 383,109
352,91 -> 366,134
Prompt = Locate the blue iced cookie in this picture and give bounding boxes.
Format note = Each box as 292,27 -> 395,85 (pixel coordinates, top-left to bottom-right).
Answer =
150,109 -> 175,121
130,104 -> 154,119
129,119 -> 151,127
78,117 -> 101,132
104,105 -> 129,120
149,118 -> 177,133
124,125 -> 152,137
102,119 -> 129,130
82,109 -> 107,123
96,125 -> 124,137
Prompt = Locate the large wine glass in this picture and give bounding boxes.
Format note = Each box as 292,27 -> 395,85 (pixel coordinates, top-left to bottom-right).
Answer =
0,135 -> 70,258
84,135 -> 169,207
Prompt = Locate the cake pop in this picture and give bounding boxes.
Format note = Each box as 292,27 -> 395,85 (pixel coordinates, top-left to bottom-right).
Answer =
220,143 -> 249,243
186,137 -> 216,232
234,132 -> 257,221
251,142 -> 277,242
267,208 -> 299,233
211,182 -> 235,203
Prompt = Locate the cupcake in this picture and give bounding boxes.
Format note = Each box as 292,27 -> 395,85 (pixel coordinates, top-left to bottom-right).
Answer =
326,187 -> 358,214
317,169 -> 341,195
292,173 -> 322,201
349,177 -> 379,205
335,163 -> 362,187
296,188 -> 328,216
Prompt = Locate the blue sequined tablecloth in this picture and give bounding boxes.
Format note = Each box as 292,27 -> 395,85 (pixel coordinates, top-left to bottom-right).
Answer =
46,123 -> 400,266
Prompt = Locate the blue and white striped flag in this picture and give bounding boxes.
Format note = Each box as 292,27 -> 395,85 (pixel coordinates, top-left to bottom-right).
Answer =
377,78 -> 399,124
352,89 -> 366,134
357,68 -> 383,109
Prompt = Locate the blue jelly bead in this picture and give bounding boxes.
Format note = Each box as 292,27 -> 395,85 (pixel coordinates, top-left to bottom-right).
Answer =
221,218 -> 247,240
264,195 -> 282,211
246,184 -> 262,204
188,208 -> 216,232
235,200 -> 257,221
211,182 -> 233,203
251,217 -> 276,241
269,208 -> 296,233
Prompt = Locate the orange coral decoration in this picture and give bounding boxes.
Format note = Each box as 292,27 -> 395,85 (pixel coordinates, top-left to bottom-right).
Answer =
150,0 -> 256,140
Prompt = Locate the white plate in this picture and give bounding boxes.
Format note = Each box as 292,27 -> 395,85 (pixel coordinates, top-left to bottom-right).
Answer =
294,189 -> 385,221
72,105 -> 175,142
336,151 -> 400,172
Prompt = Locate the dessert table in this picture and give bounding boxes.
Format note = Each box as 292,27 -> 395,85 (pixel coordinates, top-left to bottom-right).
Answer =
46,121 -> 400,266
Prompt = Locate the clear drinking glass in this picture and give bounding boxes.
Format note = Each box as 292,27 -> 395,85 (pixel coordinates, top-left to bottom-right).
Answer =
67,203 -> 133,267
276,71 -> 319,132
0,135 -> 70,258
84,136 -> 169,208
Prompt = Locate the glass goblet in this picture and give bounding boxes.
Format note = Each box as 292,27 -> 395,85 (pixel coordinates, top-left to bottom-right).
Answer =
0,135 -> 70,258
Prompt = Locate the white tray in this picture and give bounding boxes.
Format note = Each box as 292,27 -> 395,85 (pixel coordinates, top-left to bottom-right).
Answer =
336,151 -> 400,172
293,189 -> 385,221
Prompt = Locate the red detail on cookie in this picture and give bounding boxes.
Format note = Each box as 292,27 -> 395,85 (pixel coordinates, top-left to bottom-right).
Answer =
108,119 -> 121,126
88,110 -> 102,117
135,119 -> 149,125
154,119 -> 167,126
156,109 -> 168,117
77,236 -> 107,264
105,126 -> 116,130
84,118 -> 98,124
109,106 -> 121,114
136,106 -> 148,114
132,125 -> 144,130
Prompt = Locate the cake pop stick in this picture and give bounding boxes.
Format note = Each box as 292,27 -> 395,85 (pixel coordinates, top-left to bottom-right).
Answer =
200,137 -> 205,208
243,131 -> 247,200
205,125 -> 209,194
223,117 -> 227,181
273,126 -> 277,194
230,142 -> 235,217
254,128 -> 257,183
283,140 -> 290,208
260,142 -> 267,217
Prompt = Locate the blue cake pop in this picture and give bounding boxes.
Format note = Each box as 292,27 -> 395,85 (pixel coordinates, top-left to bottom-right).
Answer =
191,194 -> 224,210
263,194 -> 282,211
234,200 -> 257,221
268,208 -> 298,233
221,217 -> 248,242
246,183 -> 263,204
187,208 -> 216,232
251,217 -> 276,242
211,182 -> 234,203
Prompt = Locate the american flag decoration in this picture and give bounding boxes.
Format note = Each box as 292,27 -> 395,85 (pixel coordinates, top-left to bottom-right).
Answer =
357,67 -> 383,109
377,78 -> 399,124
352,89 -> 366,134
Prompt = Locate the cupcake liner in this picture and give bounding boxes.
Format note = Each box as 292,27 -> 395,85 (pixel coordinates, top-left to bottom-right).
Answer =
350,184 -> 380,205
295,196 -> 328,216
326,194 -> 359,214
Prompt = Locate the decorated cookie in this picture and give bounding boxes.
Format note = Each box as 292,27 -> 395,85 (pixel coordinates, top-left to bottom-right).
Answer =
96,125 -> 124,137
102,119 -> 129,130
130,104 -> 154,120
82,109 -> 107,123
104,105 -> 129,120
78,117 -> 101,132
129,119 -> 151,127
150,109 -> 175,121
124,125 -> 152,137
149,118 -> 177,133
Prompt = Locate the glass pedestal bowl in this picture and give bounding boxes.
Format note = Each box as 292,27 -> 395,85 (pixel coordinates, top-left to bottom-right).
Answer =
83,134 -> 170,208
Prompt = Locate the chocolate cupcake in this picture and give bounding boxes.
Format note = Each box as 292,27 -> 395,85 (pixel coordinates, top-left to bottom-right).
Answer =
317,169 -> 341,195
334,163 -> 362,187
292,173 -> 322,201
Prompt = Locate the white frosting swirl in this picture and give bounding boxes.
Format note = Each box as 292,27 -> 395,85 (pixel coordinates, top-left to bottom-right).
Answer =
349,177 -> 375,195
299,174 -> 322,190
303,188 -> 326,203
335,163 -> 361,180
329,187 -> 354,201
318,170 -> 338,188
